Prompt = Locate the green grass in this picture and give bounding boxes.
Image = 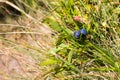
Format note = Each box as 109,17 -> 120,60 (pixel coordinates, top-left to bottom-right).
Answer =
42,0 -> 120,79
0,0 -> 120,80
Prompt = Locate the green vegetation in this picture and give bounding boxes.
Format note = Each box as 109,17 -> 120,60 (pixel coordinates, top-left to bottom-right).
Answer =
0,0 -> 120,80
43,0 -> 120,79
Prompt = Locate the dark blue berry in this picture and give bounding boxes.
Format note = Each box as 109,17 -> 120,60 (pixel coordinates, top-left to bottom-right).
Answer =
73,28 -> 87,38
80,28 -> 87,35
73,30 -> 81,38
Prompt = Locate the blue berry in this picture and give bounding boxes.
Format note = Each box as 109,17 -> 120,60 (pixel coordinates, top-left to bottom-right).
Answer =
80,28 -> 87,35
73,30 -> 81,38
73,28 -> 87,38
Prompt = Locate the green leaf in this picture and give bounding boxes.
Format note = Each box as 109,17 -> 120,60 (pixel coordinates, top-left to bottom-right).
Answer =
40,58 -> 59,66
68,50 -> 74,63
50,43 -> 69,54
45,17 -> 62,32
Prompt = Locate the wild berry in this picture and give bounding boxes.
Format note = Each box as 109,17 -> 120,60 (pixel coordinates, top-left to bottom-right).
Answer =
80,28 -> 87,36
73,30 -> 81,38
73,28 -> 87,38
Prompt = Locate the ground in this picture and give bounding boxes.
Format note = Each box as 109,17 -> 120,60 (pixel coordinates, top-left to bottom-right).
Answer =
0,16 -> 53,80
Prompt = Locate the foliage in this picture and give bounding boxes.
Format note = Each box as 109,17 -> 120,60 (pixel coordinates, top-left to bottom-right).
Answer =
43,0 -> 120,79
0,0 -> 120,79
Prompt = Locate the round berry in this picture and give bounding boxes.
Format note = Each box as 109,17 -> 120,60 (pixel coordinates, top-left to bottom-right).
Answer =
80,28 -> 87,35
73,30 -> 81,38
